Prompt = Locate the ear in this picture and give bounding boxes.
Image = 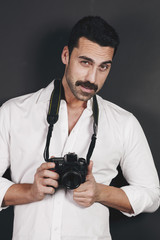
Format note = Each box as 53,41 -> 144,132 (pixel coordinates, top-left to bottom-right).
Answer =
61,46 -> 69,65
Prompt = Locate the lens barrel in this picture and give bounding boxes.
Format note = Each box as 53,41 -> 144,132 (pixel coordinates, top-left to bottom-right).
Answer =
61,170 -> 82,189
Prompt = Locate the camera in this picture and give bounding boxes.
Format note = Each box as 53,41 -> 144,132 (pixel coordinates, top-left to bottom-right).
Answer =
46,153 -> 88,189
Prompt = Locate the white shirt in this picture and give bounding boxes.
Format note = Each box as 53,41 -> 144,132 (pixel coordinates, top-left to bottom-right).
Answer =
0,81 -> 159,240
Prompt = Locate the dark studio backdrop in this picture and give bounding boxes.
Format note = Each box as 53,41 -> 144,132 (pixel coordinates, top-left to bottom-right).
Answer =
0,0 -> 160,239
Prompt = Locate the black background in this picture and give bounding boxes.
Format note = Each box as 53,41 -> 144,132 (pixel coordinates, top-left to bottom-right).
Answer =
0,0 -> 160,239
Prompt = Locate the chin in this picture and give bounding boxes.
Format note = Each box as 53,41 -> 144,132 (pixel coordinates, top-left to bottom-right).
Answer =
76,94 -> 94,102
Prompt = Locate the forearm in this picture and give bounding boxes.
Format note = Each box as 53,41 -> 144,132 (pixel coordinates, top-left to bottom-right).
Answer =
2,162 -> 59,208
96,183 -> 134,214
2,183 -> 35,207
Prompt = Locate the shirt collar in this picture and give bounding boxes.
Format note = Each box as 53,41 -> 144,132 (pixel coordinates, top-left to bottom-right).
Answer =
37,81 -> 54,103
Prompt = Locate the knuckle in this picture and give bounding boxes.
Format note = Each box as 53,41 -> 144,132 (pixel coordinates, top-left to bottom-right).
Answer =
34,172 -> 39,181
43,169 -> 48,176
40,162 -> 46,169
88,190 -> 94,198
37,187 -> 43,196
37,163 -> 46,172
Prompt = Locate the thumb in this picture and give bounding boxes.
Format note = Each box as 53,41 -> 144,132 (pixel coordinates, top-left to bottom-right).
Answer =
87,161 -> 93,176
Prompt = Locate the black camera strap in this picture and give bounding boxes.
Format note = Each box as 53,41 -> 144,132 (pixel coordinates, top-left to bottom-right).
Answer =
43,80 -> 62,161
86,95 -> 98,164
43,79 -> 99,165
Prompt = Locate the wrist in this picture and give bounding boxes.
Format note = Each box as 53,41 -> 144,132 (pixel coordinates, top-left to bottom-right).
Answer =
95,183 -> 107,203
25,184 -> 37,203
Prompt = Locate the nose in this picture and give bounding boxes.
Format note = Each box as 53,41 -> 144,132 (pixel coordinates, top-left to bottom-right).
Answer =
85,66 -> 97,83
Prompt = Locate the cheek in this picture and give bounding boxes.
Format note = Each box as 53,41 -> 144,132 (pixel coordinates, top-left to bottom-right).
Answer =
70,64 -> 87,80
96,75 -> 107,90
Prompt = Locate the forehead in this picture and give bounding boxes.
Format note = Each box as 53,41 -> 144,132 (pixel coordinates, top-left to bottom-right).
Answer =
72,37 -> 114,61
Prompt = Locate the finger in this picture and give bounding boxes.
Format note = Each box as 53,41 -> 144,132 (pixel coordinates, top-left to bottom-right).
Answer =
73,191 -> 87,199
87,161 -> 93,176
73,198 -> 90,207
73,193 -> 86,201
42,185 -> 56,195
74,196 -> 86,202
42,178 -> 59,189
37,162 -> 56,172
74,182 -> 88,192
38,169 -> 59,180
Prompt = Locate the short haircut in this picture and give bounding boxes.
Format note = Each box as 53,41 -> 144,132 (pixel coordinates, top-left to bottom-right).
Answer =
68,16 -> 120,56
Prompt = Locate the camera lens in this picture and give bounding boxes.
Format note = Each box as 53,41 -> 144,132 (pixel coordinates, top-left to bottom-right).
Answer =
61,171 -> 82,189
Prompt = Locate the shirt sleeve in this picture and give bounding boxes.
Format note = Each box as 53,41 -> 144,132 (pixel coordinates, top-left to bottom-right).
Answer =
0,103 -> 15,211
120,114 -> 160,217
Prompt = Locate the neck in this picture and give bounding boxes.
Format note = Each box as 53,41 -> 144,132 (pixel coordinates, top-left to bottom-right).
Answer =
62,77 -> 87,109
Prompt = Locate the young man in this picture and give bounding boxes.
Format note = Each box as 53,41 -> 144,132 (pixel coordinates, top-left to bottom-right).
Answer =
0,16 -> 159,240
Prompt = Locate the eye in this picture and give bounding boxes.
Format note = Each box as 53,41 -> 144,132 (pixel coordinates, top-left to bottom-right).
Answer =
99,64 -> 110,72
80,60 -> 90,66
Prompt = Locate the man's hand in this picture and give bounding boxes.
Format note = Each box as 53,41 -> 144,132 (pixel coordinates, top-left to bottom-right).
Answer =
73,161 -> 99,207
2,162 -> 59,207
73,161 -> 134,214
30,162 -> 59,202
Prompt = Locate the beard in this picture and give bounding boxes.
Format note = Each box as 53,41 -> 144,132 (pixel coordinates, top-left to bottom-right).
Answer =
66,77 -> 98,101
65,66 -> 98,101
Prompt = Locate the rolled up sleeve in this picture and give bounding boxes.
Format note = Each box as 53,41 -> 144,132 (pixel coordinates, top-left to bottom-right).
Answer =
120,114 -> 160,216
121,185 -> 160,216
0,103 -> 14,210
0,178 -> 14,211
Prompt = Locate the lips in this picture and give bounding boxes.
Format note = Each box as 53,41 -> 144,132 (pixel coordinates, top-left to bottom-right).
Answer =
80,85 -> 94,93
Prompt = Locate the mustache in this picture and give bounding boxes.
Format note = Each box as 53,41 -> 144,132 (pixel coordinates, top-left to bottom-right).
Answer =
75,81 -> 98,92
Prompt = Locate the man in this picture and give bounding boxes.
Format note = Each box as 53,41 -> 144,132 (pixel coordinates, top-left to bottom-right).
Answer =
0,16 -> 159,240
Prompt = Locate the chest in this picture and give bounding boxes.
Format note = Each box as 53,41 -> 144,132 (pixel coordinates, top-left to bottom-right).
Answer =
9,101 -> 123,185
67,106 -> 85,134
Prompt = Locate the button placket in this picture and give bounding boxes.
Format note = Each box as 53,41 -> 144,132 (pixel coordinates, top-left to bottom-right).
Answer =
51,190 -> 64,240
61,109 -> 90,156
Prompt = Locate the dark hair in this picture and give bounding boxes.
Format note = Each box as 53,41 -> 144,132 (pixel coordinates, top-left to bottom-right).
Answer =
68,16 -> 120,56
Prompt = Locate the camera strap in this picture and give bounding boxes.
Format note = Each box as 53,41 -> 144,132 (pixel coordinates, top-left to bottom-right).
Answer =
86,94 -> 98,164
43,79 -> 62,161
44,79 -> 99,165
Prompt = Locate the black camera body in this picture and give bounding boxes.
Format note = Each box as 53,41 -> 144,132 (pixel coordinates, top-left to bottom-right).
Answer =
47,153 -> 88,189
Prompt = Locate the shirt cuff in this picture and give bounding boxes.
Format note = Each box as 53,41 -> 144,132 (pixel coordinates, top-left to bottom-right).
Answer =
120,185 -> 160,217
0,177 -> 14,211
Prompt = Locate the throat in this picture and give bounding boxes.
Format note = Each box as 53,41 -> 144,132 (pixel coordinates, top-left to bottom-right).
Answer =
67,104 -> 86,135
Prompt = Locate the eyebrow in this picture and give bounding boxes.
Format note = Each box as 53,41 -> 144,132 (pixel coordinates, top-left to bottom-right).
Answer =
78,56 -> 112,65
